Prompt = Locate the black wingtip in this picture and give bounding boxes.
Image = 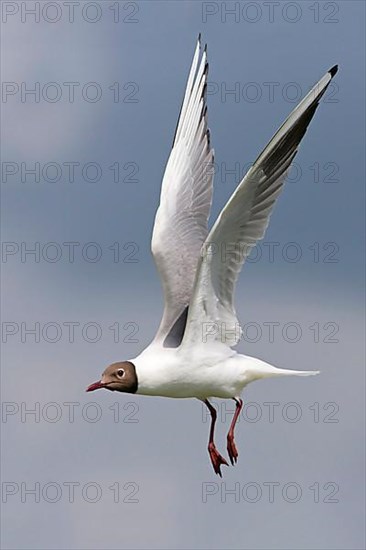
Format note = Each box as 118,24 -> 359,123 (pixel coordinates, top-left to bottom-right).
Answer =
198,32 -> 201,43
329,64 -> 338,78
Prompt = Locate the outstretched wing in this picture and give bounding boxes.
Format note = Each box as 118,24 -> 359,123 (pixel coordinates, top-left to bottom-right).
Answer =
181,65 -> 338,348
151,36 -> 214,347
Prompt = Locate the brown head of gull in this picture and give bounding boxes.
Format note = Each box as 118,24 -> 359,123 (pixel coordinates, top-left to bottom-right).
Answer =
86,361 -> 138,394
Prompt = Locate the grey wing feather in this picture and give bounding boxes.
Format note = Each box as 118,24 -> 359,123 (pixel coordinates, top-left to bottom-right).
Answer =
182,65 -> 338,348
151,37 -> 214,347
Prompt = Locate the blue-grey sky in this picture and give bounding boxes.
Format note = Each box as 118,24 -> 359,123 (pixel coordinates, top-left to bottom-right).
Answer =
1,2 -> 365,549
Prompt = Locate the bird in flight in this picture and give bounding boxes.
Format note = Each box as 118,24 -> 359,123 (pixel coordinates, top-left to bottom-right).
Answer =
87,36 -> 338,476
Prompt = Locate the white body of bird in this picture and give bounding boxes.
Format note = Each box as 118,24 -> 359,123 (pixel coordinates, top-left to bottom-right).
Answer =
86,36 -> 337,474
133,345 -> 319,399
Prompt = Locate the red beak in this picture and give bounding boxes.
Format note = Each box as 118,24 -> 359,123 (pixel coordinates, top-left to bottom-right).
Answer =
86,380 -> 105,392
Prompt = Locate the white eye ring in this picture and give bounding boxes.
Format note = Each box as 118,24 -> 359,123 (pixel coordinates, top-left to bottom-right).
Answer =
117,369 -> 125,378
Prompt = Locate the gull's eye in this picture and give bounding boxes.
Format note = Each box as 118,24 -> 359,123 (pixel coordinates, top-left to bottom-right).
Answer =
117,369 -> 125,378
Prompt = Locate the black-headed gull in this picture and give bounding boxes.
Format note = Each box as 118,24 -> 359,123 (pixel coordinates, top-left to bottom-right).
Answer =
87,37 -> 338,476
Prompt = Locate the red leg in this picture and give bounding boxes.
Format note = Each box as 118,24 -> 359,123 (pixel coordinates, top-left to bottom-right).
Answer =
226,398 -> 243,465
203,399 -> 228,477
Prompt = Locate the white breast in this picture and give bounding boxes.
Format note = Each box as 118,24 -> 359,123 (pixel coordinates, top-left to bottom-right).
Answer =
132,345 -> 247,399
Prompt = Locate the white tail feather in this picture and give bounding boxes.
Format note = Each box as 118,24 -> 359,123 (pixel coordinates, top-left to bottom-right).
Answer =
245,357 -> 320,381
269,368 -> 320,377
